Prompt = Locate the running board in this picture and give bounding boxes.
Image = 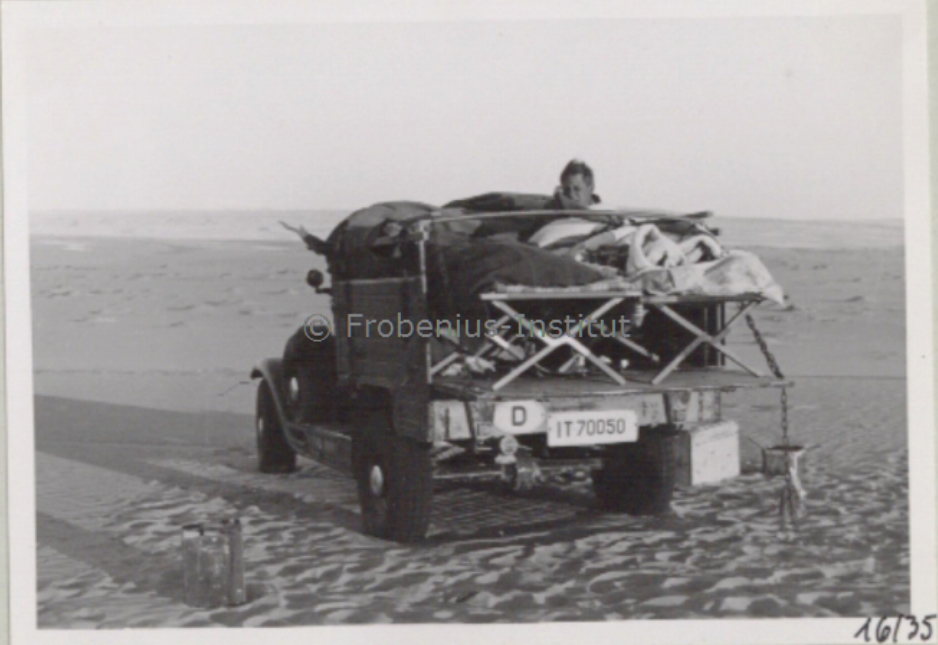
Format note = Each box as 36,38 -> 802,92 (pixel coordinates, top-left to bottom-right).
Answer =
285,422 -> 353,475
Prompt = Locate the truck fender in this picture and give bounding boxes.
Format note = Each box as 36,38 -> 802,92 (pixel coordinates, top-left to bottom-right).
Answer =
250,358 -> 288,428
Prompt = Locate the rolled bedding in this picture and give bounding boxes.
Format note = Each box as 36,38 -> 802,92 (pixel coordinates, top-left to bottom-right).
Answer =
634,250 -> 786,305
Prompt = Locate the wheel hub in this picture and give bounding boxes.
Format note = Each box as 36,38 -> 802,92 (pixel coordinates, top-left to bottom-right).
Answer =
257,416 -> 265,437
369,465 -> 385,497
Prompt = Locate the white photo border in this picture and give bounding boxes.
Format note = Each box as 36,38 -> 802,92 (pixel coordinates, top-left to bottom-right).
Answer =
2,1 -> 933,643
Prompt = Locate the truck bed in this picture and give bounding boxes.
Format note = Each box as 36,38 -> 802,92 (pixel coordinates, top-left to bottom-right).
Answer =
432,368 -> 788,400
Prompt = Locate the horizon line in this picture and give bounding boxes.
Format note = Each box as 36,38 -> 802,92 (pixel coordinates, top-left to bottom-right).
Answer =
29,208 -> 904,223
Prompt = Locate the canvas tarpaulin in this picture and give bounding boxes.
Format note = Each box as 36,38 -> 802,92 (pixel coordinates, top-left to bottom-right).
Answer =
325,202 -> 607,317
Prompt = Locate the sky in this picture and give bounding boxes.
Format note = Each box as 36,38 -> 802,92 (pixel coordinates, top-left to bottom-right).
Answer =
25,14 -> 903,219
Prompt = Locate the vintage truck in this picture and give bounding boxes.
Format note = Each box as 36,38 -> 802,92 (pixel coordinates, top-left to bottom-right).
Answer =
251,202 -> 785,542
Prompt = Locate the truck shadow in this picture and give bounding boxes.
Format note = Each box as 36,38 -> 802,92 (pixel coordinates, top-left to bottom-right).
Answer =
425,479 -> 603,543
34,395 -> 675,547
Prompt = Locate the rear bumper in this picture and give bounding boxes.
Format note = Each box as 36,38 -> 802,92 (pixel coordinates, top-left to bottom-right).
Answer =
429,389 -> 722,444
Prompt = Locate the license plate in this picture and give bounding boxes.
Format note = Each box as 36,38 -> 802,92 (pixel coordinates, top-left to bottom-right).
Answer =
547,410 -> 638,447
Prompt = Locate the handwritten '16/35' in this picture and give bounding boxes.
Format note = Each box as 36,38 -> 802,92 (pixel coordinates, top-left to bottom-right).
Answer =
854,615 -> 937,643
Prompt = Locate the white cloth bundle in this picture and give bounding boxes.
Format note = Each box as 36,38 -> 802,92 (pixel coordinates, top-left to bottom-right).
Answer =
636,249 -> 786,305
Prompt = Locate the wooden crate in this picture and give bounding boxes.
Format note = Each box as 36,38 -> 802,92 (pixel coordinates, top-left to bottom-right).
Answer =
674,420 -> 740,487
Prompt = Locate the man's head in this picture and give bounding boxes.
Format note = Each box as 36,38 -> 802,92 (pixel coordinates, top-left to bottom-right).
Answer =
559,159 -> 595,208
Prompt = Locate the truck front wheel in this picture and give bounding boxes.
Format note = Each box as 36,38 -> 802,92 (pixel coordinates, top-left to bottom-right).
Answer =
351,407 -> 433,543
256,379 -> 297,474
592,429 -> 677,516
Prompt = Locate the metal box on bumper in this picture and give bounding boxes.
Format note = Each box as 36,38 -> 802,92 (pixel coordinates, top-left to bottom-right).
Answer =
673,420 -> 740,487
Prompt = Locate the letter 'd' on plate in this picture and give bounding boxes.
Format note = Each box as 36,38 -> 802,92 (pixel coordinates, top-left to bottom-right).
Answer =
493,401 -> 546,434
547,410 -> 638,447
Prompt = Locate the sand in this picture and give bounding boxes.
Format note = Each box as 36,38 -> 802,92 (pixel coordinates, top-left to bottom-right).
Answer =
30,214 -> 909,626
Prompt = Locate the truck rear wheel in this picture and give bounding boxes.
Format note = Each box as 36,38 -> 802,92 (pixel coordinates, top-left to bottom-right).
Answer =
592,429 -> 677,516
351,407 -> 433,543
256,379 -> 297,474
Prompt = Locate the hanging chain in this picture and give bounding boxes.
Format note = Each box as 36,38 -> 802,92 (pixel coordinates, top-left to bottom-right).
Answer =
744,309 -> 802,527
744,312 -> 789,447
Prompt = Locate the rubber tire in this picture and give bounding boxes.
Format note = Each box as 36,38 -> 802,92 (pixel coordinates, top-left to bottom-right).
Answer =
592,429 -> 677,516
351,407 -> 433,543
256,379 -> 297,474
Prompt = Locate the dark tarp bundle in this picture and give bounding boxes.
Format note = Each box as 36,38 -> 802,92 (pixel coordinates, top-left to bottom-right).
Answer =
324,201 -> 437,280
425,230 -> 607,321
323,201 -> 607,320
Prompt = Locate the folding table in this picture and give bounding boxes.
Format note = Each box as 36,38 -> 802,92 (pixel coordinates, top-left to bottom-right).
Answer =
430,286 -> 766,391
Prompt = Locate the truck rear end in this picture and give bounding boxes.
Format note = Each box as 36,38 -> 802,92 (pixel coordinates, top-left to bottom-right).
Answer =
255,207 -> 786,542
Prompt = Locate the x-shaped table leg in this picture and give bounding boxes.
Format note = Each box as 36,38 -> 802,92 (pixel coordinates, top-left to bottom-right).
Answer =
430,313 -> 528,376
649,300 -> 762,384
613,333 -> 661,363
559,322 -> 661,373
472,313 -> 526,362
489,299 -> 627,390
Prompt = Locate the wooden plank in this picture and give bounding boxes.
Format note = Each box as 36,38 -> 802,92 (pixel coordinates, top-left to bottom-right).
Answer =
286,422 -> 353,475
480,291 -> 642,301
333,277 -> 415,288
410,209 -> 714,225
432,369 -> 788,400
479,292 -> 762,304
332,284 -> 352,384
393,278 -> 432,440
642,294 -> 763,305
332,276 -> 429,389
